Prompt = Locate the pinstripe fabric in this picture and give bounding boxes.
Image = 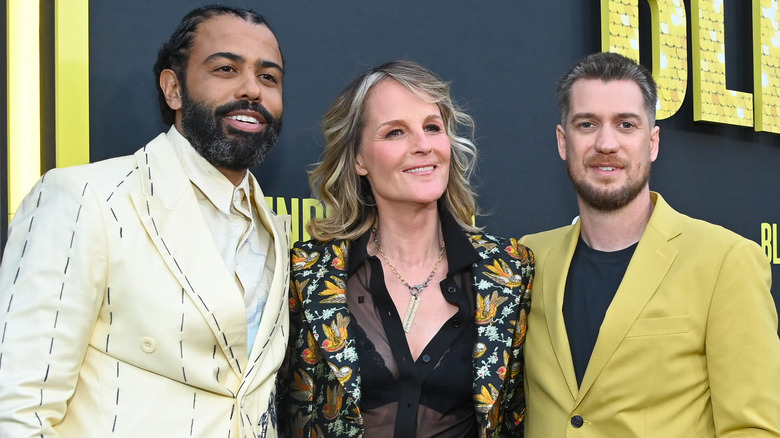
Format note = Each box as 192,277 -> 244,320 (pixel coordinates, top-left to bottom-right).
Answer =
0,131 -> 290,437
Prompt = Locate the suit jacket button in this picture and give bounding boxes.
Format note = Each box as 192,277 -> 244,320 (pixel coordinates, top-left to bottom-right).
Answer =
571,415 -> 584,428
141,337 -> 156,353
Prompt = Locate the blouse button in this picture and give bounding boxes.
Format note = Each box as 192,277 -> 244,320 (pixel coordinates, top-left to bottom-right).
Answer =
447,286 -> 456,294
453,320 -> 461,328
422,354 -> 431,363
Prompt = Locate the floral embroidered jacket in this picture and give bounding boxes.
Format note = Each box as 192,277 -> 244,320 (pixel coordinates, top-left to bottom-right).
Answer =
279,229 -> 534,438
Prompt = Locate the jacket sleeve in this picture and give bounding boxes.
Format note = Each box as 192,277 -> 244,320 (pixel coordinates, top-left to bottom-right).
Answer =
0,168 -> 107,437
502,243 -> 534,438
278,242 -> 314,438
706,238 -> 780,437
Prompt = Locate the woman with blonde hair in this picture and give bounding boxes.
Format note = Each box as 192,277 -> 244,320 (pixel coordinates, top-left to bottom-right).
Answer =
280,60 -> 533,438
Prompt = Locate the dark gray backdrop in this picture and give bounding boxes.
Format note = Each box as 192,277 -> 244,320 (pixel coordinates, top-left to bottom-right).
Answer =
5,2 -> 780,317
87,1 -> 780,314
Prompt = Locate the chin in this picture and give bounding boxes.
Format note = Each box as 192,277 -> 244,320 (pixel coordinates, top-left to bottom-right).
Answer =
411,194 -> 445,207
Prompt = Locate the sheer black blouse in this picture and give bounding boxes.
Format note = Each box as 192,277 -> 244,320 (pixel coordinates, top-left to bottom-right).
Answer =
345,216 -> 481,438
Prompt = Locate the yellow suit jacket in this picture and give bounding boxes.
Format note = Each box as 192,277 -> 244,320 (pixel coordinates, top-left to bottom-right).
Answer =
520,192 -> 780,437
0,132 -> 291,437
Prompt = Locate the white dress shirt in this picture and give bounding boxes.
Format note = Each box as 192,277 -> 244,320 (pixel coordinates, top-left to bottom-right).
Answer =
168,126 -> 275,353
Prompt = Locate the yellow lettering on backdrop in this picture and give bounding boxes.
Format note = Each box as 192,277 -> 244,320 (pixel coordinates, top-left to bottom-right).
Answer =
775,223 -> 780,263
601,0 -> 688,120
762,222 -> 772,260
266,197 -> 328,247
301,198 -> 325,243
691,0 -> 753,126
267,197 -> 300,245
761,223 -> 780,264
754,1 -> 780,133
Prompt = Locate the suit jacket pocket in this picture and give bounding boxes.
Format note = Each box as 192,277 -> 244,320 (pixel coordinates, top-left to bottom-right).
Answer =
625,315 -> 690,337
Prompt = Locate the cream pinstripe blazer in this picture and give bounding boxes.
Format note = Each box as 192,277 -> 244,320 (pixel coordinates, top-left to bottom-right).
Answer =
0,132 -> 290,437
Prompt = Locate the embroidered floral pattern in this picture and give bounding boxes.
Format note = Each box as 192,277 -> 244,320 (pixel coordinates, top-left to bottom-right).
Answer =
280,232 -> 533,438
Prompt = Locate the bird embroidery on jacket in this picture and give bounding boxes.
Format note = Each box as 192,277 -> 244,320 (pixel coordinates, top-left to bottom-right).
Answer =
319,277 -> 347,304
323,384 -> 346,421
475,290 -> 509,325
505,238 -> 532,262
497,350 -> 510,380
291,369 -> 314,402
321,313 -> 350,352
469,234 -> 498,251
290,279 -> 308,312
302,331 -> 321,365
328,362 -> 353,385
330,242 -> 348,270
475,383 -> 500,414
483,259 -> 523,288
293,248 -> 320,271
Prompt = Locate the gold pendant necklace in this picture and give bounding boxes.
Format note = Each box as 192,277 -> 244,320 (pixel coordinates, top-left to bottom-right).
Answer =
372,227 -> 446,332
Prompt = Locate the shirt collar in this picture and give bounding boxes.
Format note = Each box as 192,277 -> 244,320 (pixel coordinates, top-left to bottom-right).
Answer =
167,125 -> 250,214
348,205 -> 481,276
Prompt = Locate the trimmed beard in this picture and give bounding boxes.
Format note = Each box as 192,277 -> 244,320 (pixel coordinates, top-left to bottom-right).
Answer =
567,160 -> 650,212
179,87 -> 282,171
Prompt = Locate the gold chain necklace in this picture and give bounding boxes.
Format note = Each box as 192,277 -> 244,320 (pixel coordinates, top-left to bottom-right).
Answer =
372,227 -> 446,332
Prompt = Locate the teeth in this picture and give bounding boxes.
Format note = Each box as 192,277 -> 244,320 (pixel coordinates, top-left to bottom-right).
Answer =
598,166 -> 616,171
227,115 -> 259,124
405,166 -> 434,173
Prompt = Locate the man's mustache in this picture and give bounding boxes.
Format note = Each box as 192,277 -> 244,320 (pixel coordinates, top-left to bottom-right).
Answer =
215,100 -> 277,127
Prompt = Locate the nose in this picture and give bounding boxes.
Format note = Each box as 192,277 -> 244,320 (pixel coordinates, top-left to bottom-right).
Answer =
411,129 -> 433,154
594,125 -> 620,154
236,71 -> 262,102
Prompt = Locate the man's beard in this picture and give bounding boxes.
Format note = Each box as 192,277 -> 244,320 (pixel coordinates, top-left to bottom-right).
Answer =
180,88 -> 282,171
567,158 -> 650,212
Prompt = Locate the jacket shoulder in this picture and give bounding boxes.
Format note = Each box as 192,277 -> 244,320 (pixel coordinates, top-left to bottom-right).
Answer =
465,230 -> 536,277
651,198 -> 756,253
293,238 -> 347,255
291,238 -> 349,278
519,224 -> 575,256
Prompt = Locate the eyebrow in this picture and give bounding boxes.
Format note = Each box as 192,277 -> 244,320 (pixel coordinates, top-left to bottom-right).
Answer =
570,112 -> 641,121
375,114 -> 444,130
203,52 -> 284,74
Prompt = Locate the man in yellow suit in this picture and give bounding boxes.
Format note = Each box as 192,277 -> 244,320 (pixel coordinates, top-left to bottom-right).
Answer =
521,52 -> 780,437
0,5 -> 290,437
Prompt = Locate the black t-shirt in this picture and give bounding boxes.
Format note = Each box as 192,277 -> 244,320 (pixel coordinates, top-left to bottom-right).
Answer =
562,237 -> 637,386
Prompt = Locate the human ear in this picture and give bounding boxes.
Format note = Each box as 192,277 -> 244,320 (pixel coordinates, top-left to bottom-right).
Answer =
354,151 -> 369,176
649,125 -> 660,162
556,124 -> 567,161
159,69 -> 183,110
355,160 -> 368,176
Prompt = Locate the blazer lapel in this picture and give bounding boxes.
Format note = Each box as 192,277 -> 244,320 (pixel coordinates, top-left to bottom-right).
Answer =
544,224 -> 582,400
296,240 -> 362,406
471,253 -> 524,416
576,196 -> 680,404
129,134 -> 248,379
243,179 -> 291,390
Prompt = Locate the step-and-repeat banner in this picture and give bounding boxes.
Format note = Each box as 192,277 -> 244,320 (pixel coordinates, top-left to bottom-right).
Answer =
3,1 -> 780,320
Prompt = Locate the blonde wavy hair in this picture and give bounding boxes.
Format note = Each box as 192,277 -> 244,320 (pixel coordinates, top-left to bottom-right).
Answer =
307,60 -> 480,241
